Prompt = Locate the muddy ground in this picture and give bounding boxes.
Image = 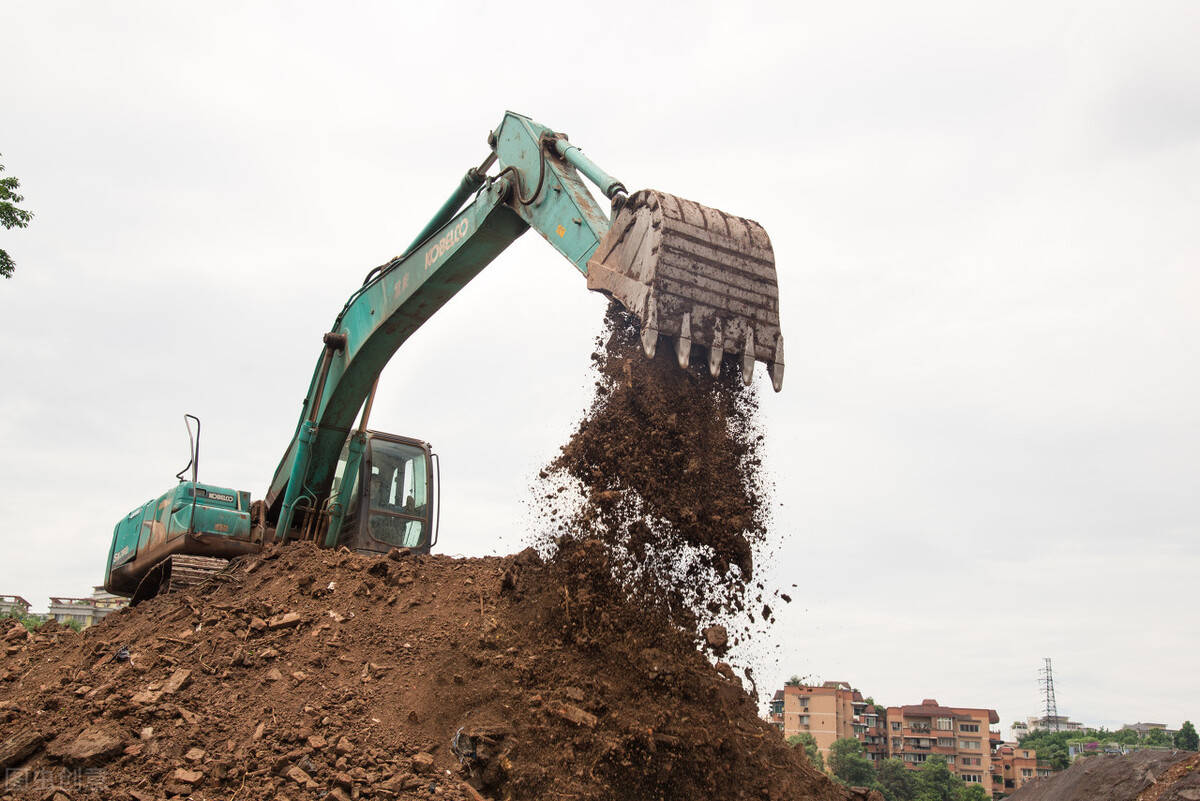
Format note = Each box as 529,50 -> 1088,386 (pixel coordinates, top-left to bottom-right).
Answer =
0,544 -> 860,801
1007,750 -> 1200,801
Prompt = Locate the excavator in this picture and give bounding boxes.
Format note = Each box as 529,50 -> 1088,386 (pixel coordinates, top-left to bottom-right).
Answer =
103,111 -> 785,603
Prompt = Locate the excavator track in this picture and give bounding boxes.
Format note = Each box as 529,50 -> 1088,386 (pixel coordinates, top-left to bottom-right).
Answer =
131,554 -> 230,605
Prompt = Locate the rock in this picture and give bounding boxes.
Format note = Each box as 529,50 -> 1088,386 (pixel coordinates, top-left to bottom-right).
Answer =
172,767 -> 203,784
267,612 -> 302,630
248,616 -> 267,632
387,548 -> 411,561
185,747 -> 206,761
162,668 -> 192,694
562,686 -> 585,702
702,625 -> 728,654
46,723 -> 126,767
3,625 -> 29,642
131,689 -> 160,706
286,765 -> 316,788
265,668 -> 283,682
553,703 -> 598,728
335,736 -> 355,755
385,771 -> 423,791
307,735 -> 326,750
0,729 -> 44,770
327,788 -> 352,801
410,752 -> 435,773
291,671 -> 307,681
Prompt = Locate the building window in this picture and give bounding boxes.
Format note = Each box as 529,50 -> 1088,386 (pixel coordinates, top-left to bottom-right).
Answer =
961,773 -> 982,783
937,738 -> 954,747
1021,769 -> 1032,778
936,718 -> 953,730
959,722 -> 980,733
892,738 -> 902,749
1022,750 -> 1030,758
892,721 -> 901,730
959,739 -> 981,750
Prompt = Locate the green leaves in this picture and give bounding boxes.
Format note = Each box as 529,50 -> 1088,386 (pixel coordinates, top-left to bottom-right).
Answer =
787,732 -> 824,771
0,155 -> 34,279
1175,721 -> 1198,751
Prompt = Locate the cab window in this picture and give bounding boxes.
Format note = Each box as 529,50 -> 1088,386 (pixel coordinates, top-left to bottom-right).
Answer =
365,440 -> 429,549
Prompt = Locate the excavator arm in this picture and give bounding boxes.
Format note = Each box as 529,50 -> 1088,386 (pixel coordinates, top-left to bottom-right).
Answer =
264,112 -> 784,543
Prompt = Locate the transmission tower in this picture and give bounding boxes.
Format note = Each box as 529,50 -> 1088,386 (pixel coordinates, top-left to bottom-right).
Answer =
1039,657 -> 1060,731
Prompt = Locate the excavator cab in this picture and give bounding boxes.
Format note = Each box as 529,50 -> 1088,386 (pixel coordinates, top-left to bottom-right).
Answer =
328,431 -> 437,554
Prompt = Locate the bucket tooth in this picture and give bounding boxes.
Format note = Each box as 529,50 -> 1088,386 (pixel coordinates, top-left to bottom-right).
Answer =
586,189 -> 785,389
708,322 -> 724,378
767,335 -> 785,392
741,328 -> 755,386
676,312 -> 692,369
641,303 -> 659,358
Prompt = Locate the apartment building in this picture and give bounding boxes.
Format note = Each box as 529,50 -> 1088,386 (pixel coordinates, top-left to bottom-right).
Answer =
0,595 -> 32,618
991,743 -> 1050,794
46,587 -> 127,629
769,682 -> 857,757
884,699 -> 1002,790
1011,714 -> 1085,739
768,681 -> 888,764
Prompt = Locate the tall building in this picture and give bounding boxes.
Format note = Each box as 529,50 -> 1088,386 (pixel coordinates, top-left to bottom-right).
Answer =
769,681 -> 878,761
884,699 -> 1002,789
768,681 -> 889,765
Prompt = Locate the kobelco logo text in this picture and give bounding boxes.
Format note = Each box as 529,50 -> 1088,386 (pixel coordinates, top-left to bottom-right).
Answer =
424,219 -> 471,269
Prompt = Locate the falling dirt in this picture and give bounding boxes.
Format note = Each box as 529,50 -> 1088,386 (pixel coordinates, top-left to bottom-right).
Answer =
536,302 -> 773,636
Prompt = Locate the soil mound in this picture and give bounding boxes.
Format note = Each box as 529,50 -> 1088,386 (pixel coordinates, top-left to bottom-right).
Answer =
1007,750 -> 1200,801
0,543 -> 854,801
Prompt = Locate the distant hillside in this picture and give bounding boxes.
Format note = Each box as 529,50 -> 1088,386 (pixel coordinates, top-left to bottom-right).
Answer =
1007,749 -> 1200,801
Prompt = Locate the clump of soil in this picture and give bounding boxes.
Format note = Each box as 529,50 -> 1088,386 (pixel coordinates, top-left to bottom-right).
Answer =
1008,750 -> 1200,801
0,544 -> 856,801
538,302 -> 772,631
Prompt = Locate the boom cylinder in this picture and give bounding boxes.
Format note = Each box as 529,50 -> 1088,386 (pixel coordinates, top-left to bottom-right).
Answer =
404,166 -> 488,255
553,138 -> 626,200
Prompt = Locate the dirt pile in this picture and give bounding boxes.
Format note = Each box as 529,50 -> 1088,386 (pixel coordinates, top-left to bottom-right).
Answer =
0,543 -> 857,801
538,303 -> 775,637
1007,750 -> 1200,801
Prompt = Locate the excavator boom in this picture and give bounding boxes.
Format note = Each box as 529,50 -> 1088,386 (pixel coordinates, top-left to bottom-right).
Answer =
264,112 -> 785,543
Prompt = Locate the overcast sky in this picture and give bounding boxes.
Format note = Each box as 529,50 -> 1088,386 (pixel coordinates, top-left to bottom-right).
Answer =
2,2 -> 1197,735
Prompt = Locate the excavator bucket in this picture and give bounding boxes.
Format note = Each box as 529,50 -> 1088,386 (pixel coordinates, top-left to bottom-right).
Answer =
586,190 -> 785,391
